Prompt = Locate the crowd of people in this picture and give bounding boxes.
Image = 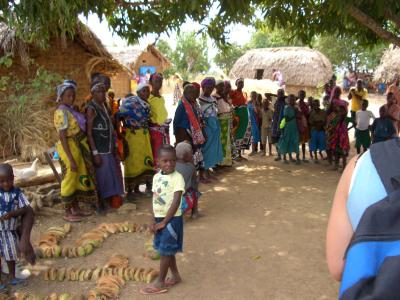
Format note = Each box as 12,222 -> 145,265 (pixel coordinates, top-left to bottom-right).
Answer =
1,69 -> 400,294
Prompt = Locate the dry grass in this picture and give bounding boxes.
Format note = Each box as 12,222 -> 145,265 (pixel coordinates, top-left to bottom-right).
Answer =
229,47 -> 332,89
374,45 -> 399,83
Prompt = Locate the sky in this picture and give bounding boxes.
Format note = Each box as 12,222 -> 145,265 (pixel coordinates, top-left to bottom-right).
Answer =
80,14 -> 254,69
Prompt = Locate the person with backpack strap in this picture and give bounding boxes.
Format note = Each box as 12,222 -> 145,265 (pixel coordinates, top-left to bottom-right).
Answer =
327,138 -> 400,299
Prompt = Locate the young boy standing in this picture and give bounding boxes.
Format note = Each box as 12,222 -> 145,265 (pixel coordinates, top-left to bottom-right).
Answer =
355,100 -> 375,154
0,163 -> 35,289
175,142 -> 201,219
141,145 -> 185,295
260,97 -> 274,156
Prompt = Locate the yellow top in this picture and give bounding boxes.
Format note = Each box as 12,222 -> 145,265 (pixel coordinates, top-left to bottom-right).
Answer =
349,88 -> 368,112
152,171 -> 185,218
148,94 -> 168,125
54,109 -> 80,137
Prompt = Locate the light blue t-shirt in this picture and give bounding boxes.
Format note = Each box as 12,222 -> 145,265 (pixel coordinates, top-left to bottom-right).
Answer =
347,151 -> 387,230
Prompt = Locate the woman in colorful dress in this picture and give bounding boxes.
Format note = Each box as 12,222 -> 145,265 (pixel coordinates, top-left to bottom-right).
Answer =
117,83 -> 154,198
54,80 -> 97,222
148,73 -> 171,167
230,78 -> 251,159
248,91 -> 261,155
214,80 -> 233,166
173,83 -> 206,174
86,81 -> 124,212
278,94 -> 301,164
271,89 -> 286,161
198,77 -> 223,179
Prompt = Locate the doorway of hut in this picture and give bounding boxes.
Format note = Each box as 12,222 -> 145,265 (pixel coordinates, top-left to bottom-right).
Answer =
255,69 -> 264,80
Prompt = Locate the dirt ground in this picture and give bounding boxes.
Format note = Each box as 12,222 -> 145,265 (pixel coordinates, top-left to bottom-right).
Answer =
12,93 -> 387,299
18,153 -> 339,300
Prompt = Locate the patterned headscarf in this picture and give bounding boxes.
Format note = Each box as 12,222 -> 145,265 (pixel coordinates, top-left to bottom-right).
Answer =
90,81 -> 106,93
201,77 -> 216,88
136,82 -> 150,93
56,80 -> 77,102
192,82 -> 201,90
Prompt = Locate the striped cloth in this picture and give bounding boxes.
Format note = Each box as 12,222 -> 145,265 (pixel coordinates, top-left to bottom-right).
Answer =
0,188 -> 30,261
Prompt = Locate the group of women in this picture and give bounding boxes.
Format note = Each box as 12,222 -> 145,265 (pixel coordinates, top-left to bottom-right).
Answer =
54,73 -> 170,222
173,78 -> 236,183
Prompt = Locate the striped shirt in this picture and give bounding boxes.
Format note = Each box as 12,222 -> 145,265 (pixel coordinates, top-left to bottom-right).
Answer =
0,188 -> 29,231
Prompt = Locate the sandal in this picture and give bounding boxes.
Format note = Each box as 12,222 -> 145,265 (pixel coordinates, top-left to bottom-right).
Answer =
140,286 -> 168,295
164,278 -> 181,287
10,278 -> 25,286
63,214 -> 83,223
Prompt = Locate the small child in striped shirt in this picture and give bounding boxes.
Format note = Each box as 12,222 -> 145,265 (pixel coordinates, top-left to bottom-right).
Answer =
0,163 -> 33,289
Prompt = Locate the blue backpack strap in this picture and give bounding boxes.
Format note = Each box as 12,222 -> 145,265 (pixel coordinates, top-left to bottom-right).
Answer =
370,138 -> 400,193
340,139 -> 400,299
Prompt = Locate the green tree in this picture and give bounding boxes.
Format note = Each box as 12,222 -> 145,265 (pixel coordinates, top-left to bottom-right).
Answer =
155,39 -> 176,77
314,35 -> 388,71
246,27 -> 304,49
214,43 -> 245,74
171,32 -> 210,77
2,1 -> 400,49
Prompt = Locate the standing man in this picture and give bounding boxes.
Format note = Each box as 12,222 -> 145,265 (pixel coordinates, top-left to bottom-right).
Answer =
387,76 -> 400,106
348,79 -> 368,127
272,69 -> 285,89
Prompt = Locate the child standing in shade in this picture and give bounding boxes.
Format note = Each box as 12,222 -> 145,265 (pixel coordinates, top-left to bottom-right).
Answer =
260,96 -> 274,156
141,145 -> 185,295
0,163 -> 35,289
308,100 -> 327,163
371,106 -> 396,144
175,142 -> 201,219
355,100 -> 375,154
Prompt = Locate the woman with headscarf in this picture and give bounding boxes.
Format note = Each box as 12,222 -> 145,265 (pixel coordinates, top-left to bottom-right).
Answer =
86,81 -> 124,213
230,78 -> 251,158
117,83 -> 154,198
278,94 -> 301,164
199,77 -> 223,179
271,89 -> 286,161
173,83 -> 205,172
214,80 -> 233,166
148,73 -> 171,166
54,80 -> 97,222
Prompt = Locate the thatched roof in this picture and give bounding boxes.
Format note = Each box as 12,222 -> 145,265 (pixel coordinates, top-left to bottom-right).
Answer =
229,47 -> 333,88
110,44 -> 171,72
0,22 -> 127,78
374,46 -> 399,83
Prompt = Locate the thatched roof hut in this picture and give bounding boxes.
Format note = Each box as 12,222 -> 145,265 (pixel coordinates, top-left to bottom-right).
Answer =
374,46 -> 399,83
109,45 -> 171,98
0,23 -> 126,159
229,47 -> 333,94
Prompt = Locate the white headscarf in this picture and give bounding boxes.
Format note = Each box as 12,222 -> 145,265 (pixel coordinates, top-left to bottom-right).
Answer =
56,80 -> 77,102
136,82 -> 150,93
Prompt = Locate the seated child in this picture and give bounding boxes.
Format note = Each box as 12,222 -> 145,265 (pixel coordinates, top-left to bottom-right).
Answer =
0,163 -> 35,289
141,145 -> 185,295
371,105 -> 396,144
175,142 -> 201,219
355,99 -> 375,154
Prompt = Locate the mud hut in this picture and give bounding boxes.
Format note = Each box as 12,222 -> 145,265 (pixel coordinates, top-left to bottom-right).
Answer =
374,46 -> 400,84
0,23 -> 126,159
229,47 -> 333,94
110,45 -> 171,98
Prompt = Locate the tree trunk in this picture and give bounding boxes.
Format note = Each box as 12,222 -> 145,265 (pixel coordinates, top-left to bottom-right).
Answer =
347,5 -> 400,47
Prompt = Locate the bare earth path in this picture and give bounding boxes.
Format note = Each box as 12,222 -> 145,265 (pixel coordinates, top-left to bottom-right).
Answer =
24,154 -> 340,300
